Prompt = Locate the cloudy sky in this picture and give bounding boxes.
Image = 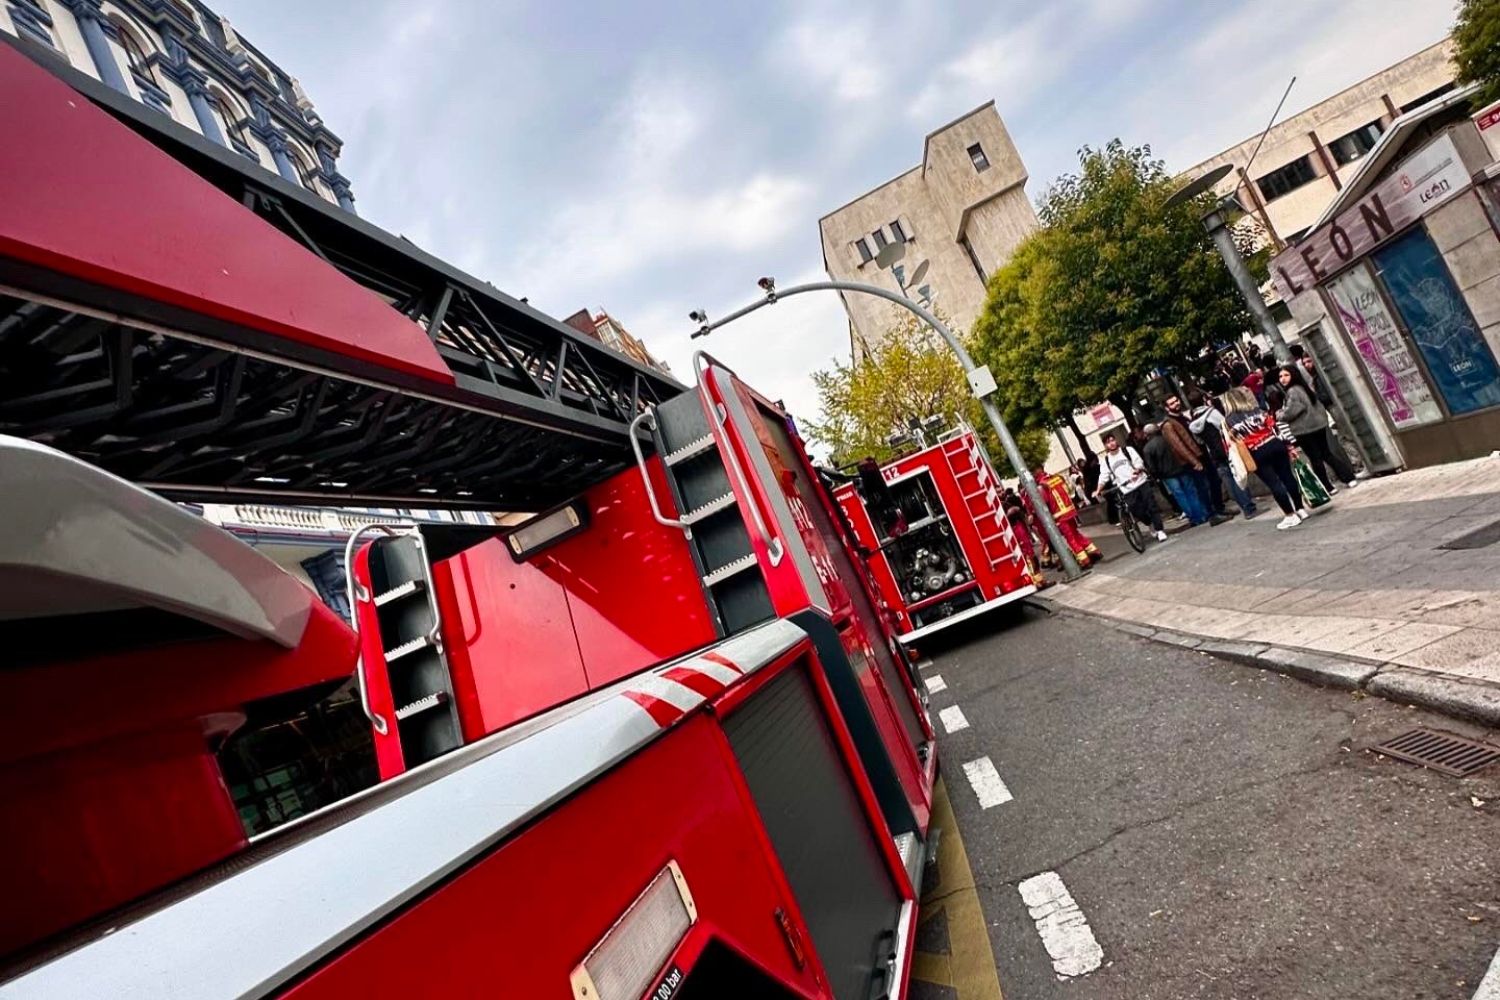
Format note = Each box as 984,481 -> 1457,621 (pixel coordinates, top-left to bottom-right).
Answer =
214,0 -> 1455,425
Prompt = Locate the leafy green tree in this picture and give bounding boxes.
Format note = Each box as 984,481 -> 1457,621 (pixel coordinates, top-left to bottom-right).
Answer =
804,311 -> 1053,475
1454,0 -> 1500,105
972,140 -> 1255,431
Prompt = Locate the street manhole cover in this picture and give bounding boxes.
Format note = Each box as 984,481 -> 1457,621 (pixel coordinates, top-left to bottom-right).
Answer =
1372,728 -> 1500,777
1439,519 -> 1500,550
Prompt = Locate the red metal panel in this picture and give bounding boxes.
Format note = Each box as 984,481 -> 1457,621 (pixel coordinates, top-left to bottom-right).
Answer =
0,600 -> 357,955
350,545 -> 409,780
280,712 -> 825,999
540,465 -> 717,689
0,46 -> 452,385
429,538 -> 589,741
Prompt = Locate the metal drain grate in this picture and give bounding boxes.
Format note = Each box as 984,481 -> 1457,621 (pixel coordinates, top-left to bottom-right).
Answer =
1439,519 -> 1500,550
1372,728 -> 1500,777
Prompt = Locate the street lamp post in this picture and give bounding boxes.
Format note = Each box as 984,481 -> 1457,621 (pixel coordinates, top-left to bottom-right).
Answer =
1165,163 -> 1292,364
689,276 -> 1086,582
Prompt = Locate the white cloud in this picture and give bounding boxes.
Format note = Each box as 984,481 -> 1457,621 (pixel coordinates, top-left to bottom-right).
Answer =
505,69 -> 814,311
773,14 -> 884,103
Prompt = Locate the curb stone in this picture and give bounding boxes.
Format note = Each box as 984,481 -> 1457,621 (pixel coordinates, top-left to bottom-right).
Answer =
1024,596 -> 1500,728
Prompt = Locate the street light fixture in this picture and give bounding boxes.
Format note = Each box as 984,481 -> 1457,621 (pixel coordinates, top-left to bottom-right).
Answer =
689,276 -> 1086,581
1164,162 -> 1292,364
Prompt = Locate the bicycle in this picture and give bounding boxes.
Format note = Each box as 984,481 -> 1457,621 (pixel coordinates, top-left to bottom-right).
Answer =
1100,485 -> 1147,553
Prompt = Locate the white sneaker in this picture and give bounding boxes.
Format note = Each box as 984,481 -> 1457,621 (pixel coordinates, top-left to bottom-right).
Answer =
1155,530 -> 1168,542
1295,508 -> 1311,521
1344,478 -> 1359,489
1276,515 -> 1300,530
1328,486 -> 1339,495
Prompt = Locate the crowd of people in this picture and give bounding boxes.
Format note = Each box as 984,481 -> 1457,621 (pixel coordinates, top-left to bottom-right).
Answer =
1004,344 -> 1364,567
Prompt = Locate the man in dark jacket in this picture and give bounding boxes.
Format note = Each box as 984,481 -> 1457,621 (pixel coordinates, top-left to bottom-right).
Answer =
1163,394 -> 1232,524
1142,422 -> 1207,525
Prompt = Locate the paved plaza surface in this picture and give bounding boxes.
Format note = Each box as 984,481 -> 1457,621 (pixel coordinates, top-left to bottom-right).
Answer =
919,605 -> 1500,999
1039,456 -> 1500,725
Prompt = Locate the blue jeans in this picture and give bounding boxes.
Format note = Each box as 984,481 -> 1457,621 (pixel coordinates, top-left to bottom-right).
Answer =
1216,462 -> 1257,515
1163,475 -> 1208,524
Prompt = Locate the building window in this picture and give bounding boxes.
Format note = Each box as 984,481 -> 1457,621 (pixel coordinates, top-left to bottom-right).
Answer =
889,219 -> 906,242
1398,82 -> 1456,115
209,90 -> 255,158
115,24 -> 157,82
871,227 -> 889,250
968,143 -> 990,172
960,235 -> 987,283
1328,120 -> 1383,166
854,239 -> 873,264
1255,155 -> 1318,201
7,0 -> 57,48
291,149 -> 318,190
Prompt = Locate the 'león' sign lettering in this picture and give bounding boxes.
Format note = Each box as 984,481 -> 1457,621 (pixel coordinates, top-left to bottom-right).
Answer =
1270,134 -> 1471,301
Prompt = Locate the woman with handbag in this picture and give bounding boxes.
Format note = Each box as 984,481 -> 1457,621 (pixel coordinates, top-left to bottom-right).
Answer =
1267,384 -> 1332,511
1276,365 -> 1359,494
1220,387 -> 1311,531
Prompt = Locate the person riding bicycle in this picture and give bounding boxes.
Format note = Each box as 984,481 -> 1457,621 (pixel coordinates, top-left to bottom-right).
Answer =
1096,431 -> 1168,543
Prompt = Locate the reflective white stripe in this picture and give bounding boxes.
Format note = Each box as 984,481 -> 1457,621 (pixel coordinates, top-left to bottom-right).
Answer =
680,658 -> 740,685
626,674 -> 704,714
924,674 -> 947,694
1018,872 -> 1103,979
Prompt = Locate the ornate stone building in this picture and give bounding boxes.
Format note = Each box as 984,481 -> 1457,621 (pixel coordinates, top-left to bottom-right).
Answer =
1,0 -> 355,211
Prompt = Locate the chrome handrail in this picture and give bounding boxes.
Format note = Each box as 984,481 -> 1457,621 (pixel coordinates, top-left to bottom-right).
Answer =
629,410 -> 688,531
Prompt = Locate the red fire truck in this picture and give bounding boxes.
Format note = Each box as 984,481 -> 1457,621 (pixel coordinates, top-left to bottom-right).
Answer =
0,37 -> 942,999
833,425 -> 1039,645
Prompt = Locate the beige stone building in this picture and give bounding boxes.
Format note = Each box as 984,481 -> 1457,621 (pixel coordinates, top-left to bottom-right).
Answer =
1181,40 -> 1458,246
818,102 -> 1039,356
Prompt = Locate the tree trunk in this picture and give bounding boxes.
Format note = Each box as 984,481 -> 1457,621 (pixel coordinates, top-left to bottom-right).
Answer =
1063,410 -> 1095,458
1108,392 -> 1139,430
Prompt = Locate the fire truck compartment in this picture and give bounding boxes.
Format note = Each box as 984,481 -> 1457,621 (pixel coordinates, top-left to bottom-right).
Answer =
0,621 -> 915,1000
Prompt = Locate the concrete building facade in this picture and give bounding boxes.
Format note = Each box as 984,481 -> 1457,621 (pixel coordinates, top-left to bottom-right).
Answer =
818,102 -> 1039,356
1181,40 -> 1458,246
1,0 -> 355,210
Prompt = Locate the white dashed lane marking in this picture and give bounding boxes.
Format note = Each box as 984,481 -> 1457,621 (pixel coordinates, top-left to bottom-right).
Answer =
1017,871 -> 1103,980
1474,945 -> 1500,999
938,705 -> 969,733
924,674 -> 948,694
961,756 -> 1012,809
914,659 -> 935,672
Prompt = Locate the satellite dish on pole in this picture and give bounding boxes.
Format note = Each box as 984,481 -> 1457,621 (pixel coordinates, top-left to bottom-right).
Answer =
909,259 -> 930,287
875,240 -> 907,269
1163,163 -> 1234,211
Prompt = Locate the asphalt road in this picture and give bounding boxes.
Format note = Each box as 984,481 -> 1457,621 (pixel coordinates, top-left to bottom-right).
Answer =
918,603 -> 1500,999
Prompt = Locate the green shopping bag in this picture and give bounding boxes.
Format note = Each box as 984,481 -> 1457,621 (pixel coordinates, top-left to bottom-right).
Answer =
1291,450 -> 1331,509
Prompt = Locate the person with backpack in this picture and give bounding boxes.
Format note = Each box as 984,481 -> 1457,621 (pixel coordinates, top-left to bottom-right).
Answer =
1163,393 -> 1233,524
1187,390 -> 1259,519
1097,431 -> 1168,542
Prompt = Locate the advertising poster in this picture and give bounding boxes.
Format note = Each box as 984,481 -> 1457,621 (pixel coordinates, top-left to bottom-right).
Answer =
1325,265 -> 1441,428
1374,229 -> 1500,416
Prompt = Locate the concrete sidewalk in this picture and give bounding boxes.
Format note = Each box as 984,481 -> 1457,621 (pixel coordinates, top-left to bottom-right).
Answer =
1039,455 -> 1500,726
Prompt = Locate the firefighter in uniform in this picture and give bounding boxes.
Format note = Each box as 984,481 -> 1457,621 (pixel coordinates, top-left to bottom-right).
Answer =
1032,465 -> 1102,566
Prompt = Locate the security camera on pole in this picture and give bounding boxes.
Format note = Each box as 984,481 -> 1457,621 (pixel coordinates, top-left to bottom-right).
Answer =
688,243 -> 1085,581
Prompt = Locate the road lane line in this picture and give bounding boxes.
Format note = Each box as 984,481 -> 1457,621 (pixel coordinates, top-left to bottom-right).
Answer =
961,757 -> 1012,809
915,659 -> 935,671
925,674 -> 948,694
1474,945 -> 1500,999
938,705 -> 969,733
1017,872 -> 1103,979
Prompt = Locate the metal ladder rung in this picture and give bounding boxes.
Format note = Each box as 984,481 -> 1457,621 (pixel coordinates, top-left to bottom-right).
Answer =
384,635 -> 434,663
702,552 -> 758,587
666,434 -> 716,466
681,492 -> 737,525
395,691 -> 448,721
373,579 -> 425,607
